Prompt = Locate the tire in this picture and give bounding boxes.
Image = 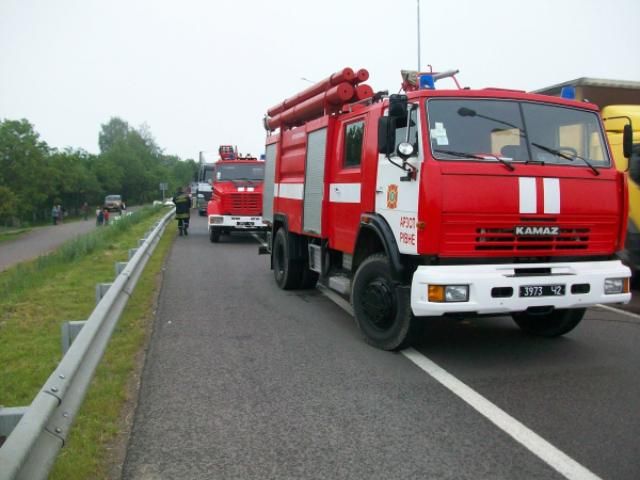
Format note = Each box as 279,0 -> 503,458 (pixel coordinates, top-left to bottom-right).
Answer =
512,308 -> 585,337
209,229 -> 221,243
272,228 -> 303,289
351,253 -> 418,351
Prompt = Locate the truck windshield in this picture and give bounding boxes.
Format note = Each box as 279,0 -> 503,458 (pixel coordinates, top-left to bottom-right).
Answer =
216,164 -> 265,181
426,99 -> 609,168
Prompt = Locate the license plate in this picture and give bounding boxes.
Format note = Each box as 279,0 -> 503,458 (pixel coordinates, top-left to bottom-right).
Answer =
519,285 -> 565,297
237,222 -> 254,226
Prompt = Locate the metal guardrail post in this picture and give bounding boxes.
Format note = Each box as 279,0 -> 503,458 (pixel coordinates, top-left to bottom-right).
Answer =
60,321 -> 87,355
0,208 -> 175,480
128,248 -> 138,260
115,262 -> 128,276
0,408 -> 28,444
95,283 -> 112,305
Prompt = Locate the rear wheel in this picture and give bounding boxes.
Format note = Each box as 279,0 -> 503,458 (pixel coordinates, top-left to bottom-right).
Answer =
272,228 -> 302,289
351,253 -> 418,351
209,229 -> 220,243
512,308 -> 585,337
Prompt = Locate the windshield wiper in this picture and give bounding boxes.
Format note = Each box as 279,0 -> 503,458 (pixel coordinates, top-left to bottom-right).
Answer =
434,149 -> 515,171
531,143 -> 599,176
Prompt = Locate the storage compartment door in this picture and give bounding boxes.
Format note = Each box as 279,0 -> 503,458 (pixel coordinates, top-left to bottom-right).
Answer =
303,128 -> 327,234
262,143 -> 277,222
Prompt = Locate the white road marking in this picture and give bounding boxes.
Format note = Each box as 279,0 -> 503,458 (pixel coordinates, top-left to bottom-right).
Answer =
401,349 -> 602,480
595,303 -> 640,322
316,283 -> 603,480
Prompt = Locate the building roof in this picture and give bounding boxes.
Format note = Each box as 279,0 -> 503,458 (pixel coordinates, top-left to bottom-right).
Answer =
534,77 -> 640,94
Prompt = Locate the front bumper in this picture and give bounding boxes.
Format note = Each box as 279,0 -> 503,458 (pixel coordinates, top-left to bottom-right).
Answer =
208,215 -> 268,231
410,260 -> 631,317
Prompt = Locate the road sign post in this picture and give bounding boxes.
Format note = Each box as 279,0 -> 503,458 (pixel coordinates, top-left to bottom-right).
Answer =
159,183 -> 168,202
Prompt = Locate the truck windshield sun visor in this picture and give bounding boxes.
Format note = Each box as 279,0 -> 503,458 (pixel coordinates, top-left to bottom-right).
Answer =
427,99 -> 610,169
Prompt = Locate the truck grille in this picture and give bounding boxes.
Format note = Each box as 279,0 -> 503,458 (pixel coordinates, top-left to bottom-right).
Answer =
222,193 -> 261,215
440,214 -> 617,256
475,225 -> 590,251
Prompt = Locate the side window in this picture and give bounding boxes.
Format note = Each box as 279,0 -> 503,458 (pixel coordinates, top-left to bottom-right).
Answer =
344,120 -> 365,167
394,106 -> 419,153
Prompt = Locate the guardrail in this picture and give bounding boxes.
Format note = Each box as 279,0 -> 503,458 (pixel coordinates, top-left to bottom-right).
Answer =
0,208 -> 175,480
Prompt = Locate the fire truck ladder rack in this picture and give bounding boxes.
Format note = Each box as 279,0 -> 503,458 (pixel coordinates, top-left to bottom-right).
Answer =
264,67 -> 375,132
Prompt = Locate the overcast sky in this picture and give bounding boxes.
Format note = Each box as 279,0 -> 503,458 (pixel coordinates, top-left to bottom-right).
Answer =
1,0 -> 639,161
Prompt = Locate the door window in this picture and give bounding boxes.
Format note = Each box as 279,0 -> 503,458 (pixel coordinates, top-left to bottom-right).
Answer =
344,121 -> 365,167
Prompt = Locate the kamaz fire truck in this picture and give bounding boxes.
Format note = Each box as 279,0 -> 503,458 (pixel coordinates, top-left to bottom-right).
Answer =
207,147 -> 267,243
260,66 -> 635,350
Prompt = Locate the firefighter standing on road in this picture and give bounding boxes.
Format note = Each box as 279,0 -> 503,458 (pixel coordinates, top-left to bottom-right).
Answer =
173,187 -> 191,236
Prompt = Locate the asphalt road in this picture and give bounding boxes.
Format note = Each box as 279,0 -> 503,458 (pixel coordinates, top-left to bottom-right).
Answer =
123,215 -> 640,480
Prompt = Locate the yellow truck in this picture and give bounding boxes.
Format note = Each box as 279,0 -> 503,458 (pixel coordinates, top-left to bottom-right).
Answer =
536,78 -> 640,275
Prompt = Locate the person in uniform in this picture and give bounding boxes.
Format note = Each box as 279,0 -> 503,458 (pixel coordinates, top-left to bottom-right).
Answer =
172,187 -> 191,236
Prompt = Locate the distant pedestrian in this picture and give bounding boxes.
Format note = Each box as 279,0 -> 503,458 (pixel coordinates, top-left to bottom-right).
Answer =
173,187 -> 191,236
103,208 -> 110,225
51,205 -> 59,225
96,206 -> 103,226
81,202 -> 89,221
57,205 -> 64,224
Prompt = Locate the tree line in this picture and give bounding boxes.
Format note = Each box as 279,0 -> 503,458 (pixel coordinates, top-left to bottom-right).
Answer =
0,117 -> 198,226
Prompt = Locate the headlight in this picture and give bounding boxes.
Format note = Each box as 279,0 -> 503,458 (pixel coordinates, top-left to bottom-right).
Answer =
209,216 -> 224,225
428,285 -> 469,302
604,277 -> 630,294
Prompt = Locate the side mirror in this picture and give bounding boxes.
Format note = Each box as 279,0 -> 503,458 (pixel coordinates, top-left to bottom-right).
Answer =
388,94 -> 408,119
378,117 -> 395,155
623,123 -> 633,159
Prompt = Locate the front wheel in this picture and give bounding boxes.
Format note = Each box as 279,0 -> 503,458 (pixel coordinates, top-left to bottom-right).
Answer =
351,253 -> 419,351
209,229 -> 221,243
512,308 -> 585,337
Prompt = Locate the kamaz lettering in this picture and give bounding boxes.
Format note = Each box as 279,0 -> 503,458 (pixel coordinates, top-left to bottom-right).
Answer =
515,226 -> 560,236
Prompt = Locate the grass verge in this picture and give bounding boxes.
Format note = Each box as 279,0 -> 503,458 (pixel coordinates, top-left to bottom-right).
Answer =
0,227 -> 31,244
0,206 -> 175,479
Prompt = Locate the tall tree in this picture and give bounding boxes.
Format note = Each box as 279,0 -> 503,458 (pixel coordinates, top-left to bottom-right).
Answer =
98,117 -> 129,153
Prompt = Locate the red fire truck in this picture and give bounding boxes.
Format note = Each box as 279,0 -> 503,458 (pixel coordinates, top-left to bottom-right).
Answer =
207,147 -> 267,243
260,67 -> 634,350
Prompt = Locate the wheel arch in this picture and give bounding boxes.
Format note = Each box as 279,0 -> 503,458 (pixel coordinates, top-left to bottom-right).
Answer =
353,213 -> 404,280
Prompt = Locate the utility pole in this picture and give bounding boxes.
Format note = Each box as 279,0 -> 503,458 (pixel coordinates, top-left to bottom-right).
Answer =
417,0 -> 421,71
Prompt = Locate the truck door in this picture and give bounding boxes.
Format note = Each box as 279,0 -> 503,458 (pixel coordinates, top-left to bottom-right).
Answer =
327,114 -> 367,252
374,104 -> 421,255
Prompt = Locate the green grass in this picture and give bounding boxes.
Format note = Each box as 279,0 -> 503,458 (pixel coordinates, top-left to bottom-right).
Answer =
0,227 -> 31,244
0,205 -> 175,479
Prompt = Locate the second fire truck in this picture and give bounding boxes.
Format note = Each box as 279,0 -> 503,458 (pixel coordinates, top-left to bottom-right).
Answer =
260,67 -> 634,350
207,146 -> 267,242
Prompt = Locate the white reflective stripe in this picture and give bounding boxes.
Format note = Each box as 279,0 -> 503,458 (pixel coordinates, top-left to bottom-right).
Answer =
329,183 -> 361,203
543,178 -> 560,214
277,183 -> 304,200
519,177 -> 537,214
